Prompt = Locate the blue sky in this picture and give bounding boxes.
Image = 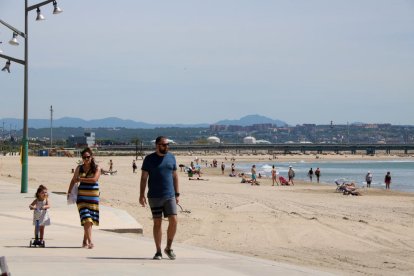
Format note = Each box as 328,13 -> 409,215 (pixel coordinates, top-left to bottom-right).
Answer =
1,0 -> 413,126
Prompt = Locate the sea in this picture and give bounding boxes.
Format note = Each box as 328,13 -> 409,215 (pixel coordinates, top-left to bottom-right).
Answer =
236,160 -> 414,193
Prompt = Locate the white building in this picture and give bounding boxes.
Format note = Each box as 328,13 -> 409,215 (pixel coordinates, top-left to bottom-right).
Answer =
256,139 -> 271,144
150,139 -> 176,144
207,136 -> 221,144
243,136 -> 256,144
67,132 -> 95,148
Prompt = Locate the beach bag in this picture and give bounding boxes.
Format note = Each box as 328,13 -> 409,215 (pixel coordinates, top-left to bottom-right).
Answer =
67,183 -> 78,205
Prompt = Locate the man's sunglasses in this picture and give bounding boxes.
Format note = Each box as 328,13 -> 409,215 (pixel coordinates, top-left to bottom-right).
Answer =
158,143 -> 169,146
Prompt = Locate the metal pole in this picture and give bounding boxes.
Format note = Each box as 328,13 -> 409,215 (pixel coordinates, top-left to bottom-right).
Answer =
21,0 -> 29,193
50,105 -> 53,148
347,122 -> 350,144
135,139 -> 138,160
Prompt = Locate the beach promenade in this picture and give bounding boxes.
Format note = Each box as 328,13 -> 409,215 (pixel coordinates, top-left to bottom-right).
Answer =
0,180 -> 331,276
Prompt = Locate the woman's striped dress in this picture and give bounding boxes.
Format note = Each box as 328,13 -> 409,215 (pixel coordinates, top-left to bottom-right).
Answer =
76,165 -> 99,226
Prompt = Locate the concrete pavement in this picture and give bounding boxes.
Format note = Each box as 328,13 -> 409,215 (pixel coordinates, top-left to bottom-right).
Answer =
0,180 -> 332,275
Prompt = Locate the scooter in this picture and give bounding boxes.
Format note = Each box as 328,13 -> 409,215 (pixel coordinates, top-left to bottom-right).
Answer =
29,208 -> 45,248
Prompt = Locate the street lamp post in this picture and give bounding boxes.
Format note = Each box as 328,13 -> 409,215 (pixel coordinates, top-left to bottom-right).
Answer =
50,105 -> 53,148
0,0 -> 63,193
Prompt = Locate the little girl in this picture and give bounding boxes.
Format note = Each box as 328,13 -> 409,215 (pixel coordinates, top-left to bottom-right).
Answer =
29,185 -> 51,244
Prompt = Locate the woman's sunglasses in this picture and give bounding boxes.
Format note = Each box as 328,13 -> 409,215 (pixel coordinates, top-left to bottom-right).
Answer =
82,155 -> 91,160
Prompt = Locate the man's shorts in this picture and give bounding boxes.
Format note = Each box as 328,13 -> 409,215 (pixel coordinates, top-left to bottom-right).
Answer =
148,197 -> 177,218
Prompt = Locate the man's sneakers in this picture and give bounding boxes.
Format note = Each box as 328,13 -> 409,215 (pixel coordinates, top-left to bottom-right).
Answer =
153,249 -> 176,260
153,252 -> 162,260
164,248 -> 176,260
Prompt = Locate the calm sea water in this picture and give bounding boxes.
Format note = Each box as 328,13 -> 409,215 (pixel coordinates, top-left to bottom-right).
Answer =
236,160 -> 414,193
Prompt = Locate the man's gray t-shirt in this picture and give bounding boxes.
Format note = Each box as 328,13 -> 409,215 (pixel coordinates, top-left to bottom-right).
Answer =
142,152 -> 177,198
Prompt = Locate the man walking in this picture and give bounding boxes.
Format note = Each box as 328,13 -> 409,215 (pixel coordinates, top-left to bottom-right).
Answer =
308,168 -> 314,182
140,136 -> 180,260
221,162 -> 225,175
288,166 -> 295,185
315,168 -> 321,183
109,159 -> 114,171
365,171 -> 373,188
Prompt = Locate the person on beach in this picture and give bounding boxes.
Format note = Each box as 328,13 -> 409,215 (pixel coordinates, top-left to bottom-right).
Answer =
251,165 -> 258,185
288,166 -> 295,185
342,183 -> 361,196
29,185 -> 51,245
308,168 -> 314,182
67,147 -> 101,249
109,159 -> 114,172
231,163 -> 235,176
365,171 -> 373,188
315,168 -> 321,183
132,160 -> 137,173
221,162 -> 225,175
240,173 -> 252,184
139,136 -> 180,260
271,165 -> 279,186
384,172 -> 391,190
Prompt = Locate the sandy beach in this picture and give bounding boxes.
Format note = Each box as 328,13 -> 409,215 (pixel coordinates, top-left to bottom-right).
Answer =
1,153 -> 414,275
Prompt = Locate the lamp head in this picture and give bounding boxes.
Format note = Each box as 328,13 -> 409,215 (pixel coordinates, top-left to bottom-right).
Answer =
1,60 -> 11,73
9,33 -> 19,46
53,1 -> 63,14
36,8 -> 45,21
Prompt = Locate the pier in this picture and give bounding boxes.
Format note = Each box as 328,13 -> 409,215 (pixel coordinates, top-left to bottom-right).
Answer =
97,143 -> 414,155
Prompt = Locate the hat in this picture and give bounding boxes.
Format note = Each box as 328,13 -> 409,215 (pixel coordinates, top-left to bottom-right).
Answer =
289,166 -> 292,168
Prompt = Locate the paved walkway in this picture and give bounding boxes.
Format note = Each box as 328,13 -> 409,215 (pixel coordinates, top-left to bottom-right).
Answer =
0,180 -> 332,275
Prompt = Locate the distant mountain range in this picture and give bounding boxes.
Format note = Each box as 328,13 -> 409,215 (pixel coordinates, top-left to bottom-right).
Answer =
216,114 -> 287,127
0,114 -> 287,129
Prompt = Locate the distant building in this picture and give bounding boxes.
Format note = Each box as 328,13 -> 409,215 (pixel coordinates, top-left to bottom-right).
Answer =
207,136 -> 221,144
227,125 -> 245,132
251,124 -> 273,131
256,139 -> 271,144
150,138 -> 176,144
210,125 -> 227,132
243,136 -> 256,144
67,132 -> 96,148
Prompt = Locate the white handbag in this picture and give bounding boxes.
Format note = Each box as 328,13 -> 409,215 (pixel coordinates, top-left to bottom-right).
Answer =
67,183 -> 78,205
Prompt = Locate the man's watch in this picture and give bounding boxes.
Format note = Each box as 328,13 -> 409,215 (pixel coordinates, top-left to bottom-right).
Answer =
175,192 -> 180,197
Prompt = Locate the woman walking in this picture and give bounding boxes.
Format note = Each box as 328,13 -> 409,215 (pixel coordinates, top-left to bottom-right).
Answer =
384,171 -> 391,190
271,165 -> 278,186
68,147 -> 101,249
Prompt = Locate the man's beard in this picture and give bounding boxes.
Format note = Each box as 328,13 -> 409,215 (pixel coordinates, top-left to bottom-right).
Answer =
159,148 -> 168,154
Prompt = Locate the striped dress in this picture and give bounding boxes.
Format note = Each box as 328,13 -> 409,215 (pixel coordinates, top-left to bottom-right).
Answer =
76,165 -> 100,226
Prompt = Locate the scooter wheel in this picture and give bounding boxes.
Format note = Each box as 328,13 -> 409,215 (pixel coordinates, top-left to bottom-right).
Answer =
41,241 -> 45,248
30,240 -> 32,247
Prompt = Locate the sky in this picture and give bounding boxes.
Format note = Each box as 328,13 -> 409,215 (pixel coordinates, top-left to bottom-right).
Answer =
1,0 -> 414,126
